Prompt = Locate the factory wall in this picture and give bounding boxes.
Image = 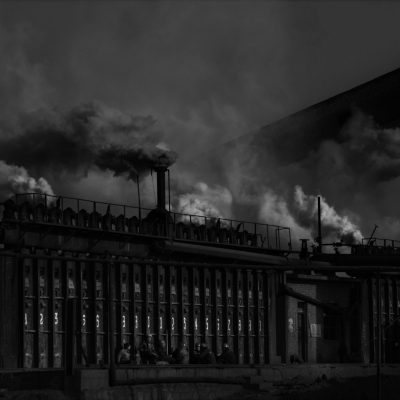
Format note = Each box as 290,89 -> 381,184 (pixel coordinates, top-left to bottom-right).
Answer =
1,244 -> 381,371
285,278 -> 366,364
369,276 -> 400,363
0,245 -> 392,371
1,192 -> 398,372
0,249 -> 283,369
0,255 -> 20,368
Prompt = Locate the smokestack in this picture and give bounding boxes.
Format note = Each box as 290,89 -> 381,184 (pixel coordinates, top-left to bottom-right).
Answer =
317,196 -> 322,253
155,167 -> 167,210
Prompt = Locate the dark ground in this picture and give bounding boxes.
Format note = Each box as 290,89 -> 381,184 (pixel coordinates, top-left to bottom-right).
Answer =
0,376 -> 397,400
224,375 -> 396,400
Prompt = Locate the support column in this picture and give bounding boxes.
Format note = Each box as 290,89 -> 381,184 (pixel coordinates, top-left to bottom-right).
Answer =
0,255 -> 20,368
360,279 -> 371,363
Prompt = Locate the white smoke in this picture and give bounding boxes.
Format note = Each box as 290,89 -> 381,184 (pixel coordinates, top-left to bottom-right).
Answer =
259,185 -> 363,248
0,160 -> 54,199
294,186 -> 363,244
259,189 -> 311,245
176,182 -> 232,223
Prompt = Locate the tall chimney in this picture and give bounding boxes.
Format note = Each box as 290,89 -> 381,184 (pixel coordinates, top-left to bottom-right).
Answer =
155,167 -> 167,210
317,196 -> 322,253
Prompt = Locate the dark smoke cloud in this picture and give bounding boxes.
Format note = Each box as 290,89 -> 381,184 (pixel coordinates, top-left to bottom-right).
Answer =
96,145 -> 177,179
3,2 -> 400,242
4,2 -> 400,165
338,112 -> 400,182
0,102 -> 176,185
295,111 -> 400,191
200,109 -> 400,246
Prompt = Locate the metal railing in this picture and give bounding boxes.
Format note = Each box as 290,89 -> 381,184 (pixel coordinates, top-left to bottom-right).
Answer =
349,237 -> 400,256
4,193 -> 292,251
361,237 -> 400,248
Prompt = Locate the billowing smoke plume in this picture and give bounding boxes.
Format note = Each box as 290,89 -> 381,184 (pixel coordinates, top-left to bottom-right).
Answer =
300,111 -> 400,189
258,186 -> 362,246
0,71 -> 395,249
259,189 -> 311,242
185,108 -> 400,247
96,145 -> 177,179
176,182 -> 233,223
287,111 -> 400,241
4,4 -> 400,250
0,102 -> 176,200
293,186 -> 362,244
339,112 -> 400,182
0,160 -> 53,199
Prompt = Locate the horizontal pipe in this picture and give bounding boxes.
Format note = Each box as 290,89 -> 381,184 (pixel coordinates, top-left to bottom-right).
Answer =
113,376 -> 248,386
2,218 -> 292,253
282,284 -> 343,313
1,249 -> 400,273
164,241 -> 289,265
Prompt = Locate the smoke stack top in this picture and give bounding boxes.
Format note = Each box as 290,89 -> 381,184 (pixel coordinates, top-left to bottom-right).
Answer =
96,145 -> 177,179
155,166 -> 167,210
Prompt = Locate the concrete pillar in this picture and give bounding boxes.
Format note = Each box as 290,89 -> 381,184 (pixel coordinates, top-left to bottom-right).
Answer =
360,279 -> 371,363
276,277 -> 288,363
267,271 -> 286,364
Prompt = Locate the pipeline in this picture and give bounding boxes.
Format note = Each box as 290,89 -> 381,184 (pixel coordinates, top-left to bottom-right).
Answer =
113,374 -> 248,386
1,248 -> 400,273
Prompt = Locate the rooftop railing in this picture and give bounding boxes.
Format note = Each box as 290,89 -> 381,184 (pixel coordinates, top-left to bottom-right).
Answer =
348,237 -> 400,256
3,193 -> 292,251
361,237 -> 400,248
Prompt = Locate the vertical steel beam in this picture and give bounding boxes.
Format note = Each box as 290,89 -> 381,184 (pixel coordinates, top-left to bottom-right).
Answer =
65,298 -> 77,375
48,257 -> 54,367
211,268 -> 217,354
189,267 -> 195,356
76,259 -> 82,366
34,256 -> 39,368
376,272 -> 382,400
317,196 -> 322,253
108,259 -> 116,385
18,256 -> 24,368
177,265 -> 185,349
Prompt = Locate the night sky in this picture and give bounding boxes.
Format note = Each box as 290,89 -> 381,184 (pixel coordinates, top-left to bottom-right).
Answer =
1,1 -> 400,245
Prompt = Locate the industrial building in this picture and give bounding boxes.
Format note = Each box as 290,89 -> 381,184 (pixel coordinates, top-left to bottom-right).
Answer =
0,166 -> 397,374
1,69 -> 400,397
0,166 -> 293,370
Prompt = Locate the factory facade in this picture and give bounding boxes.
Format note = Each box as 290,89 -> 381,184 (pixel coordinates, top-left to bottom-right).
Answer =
1,69 -> 400,396
0,167 -> 290,369
0,168 -> 393,372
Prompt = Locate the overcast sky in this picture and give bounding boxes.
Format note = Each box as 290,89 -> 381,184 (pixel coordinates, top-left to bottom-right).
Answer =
2,2 -> 400,145
1,1 -> 400,243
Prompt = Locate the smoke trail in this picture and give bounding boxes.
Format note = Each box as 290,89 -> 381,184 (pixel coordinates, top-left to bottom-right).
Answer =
96,145 -> 177,180
259,189 -> 311,243
194,108 -> 400,244
301,111 -> 400,186
0,160 -> 53,199
258,185 -> 363,246
293,186 -> 362,244
175,182 -> 232,223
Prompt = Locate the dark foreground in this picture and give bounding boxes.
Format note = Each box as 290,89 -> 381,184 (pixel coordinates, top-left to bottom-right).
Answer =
0,375 -> 396,400
229,375 -> 397,400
